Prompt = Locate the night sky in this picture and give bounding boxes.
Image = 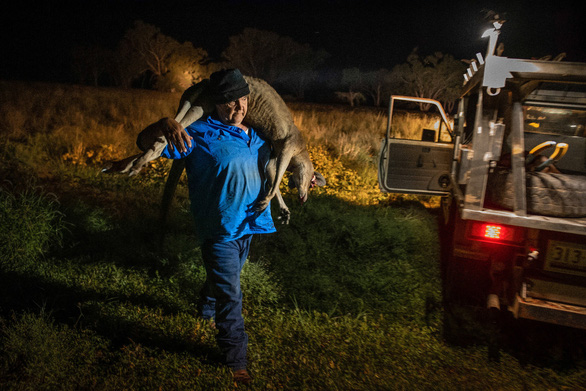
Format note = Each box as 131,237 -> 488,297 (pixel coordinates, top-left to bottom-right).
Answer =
2,0 -> 584,84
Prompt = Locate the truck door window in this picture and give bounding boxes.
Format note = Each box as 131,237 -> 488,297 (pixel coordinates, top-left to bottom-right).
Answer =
390,102 -> 453,142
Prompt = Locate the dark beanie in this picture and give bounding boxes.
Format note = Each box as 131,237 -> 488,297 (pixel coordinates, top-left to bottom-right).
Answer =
208,69 -> 250,104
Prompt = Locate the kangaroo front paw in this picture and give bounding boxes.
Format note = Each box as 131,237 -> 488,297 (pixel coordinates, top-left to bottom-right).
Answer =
102,154 -> 139,174
278,208 -> 290,225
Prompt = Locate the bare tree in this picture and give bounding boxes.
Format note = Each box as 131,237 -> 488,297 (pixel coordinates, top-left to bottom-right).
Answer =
121,21 -> 176,84
339,67 -> 364,107
72,45 -> 113,86
391,49 -> 465,111
361,69 -> 395,107
335,91 -> 365,106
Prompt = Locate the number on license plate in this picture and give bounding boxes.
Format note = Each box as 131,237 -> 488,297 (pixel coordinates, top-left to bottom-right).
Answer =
545,240 -> 586,277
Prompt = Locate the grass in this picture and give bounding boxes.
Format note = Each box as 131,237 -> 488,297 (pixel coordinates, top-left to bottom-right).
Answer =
0,80 -> 585,390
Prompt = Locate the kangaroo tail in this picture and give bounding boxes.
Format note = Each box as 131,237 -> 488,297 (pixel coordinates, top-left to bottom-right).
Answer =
159,159 -> 186,241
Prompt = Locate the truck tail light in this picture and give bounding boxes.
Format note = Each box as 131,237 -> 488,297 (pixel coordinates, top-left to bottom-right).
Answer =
468,222 -> 520,244
481,225 -> 498,238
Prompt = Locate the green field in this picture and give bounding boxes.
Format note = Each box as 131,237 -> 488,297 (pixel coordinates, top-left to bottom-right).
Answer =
1,81 -> 584,390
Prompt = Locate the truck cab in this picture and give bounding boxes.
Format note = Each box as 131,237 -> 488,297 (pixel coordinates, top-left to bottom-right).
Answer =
378,22 -> 586,329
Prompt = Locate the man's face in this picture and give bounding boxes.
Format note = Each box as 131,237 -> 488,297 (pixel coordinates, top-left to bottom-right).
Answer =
216,95 -> 248,127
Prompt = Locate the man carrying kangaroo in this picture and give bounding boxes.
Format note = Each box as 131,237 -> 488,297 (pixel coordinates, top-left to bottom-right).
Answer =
108,72 -> 325,225
137,69 -> 273,385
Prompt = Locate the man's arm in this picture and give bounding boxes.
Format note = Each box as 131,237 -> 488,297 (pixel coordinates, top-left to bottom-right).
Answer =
136,117 -> 193,153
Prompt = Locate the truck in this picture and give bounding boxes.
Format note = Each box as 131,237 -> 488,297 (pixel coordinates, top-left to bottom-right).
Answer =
378,21 -> 586,330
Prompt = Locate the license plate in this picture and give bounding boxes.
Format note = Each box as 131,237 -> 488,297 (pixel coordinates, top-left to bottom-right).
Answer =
544,240 -> 586,277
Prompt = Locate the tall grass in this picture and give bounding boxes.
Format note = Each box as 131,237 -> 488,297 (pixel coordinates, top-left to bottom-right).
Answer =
0,81 -> 435,182
0,185 -> 64,272
0,81 -> 584,390
0,81 -> 179,169
288,103 -> 387,165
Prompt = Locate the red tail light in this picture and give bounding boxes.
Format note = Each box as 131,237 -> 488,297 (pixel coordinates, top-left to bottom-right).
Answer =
468,222 -> 521,244
483,225 -> 503,239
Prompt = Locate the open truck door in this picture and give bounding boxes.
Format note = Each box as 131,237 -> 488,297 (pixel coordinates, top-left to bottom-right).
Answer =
378,96 -> 454,196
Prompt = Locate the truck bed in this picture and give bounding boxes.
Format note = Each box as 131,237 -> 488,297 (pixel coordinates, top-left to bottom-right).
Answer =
461,207 -> 586,235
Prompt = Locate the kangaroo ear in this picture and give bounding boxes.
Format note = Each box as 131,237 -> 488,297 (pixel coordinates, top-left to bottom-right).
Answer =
313,171 -> 326,187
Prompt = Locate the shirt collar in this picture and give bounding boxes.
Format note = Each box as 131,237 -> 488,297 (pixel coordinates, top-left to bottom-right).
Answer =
206,115 -> 252,140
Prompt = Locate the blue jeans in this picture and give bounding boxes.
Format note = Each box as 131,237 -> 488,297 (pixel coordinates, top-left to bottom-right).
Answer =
200,234 -> 252,370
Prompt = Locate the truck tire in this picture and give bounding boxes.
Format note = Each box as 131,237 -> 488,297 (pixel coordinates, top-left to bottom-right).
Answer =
486,170 -> 586,217
440,204 -> 493,346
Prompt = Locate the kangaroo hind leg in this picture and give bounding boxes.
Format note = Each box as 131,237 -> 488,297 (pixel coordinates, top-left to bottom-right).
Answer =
255,140 -> 293,213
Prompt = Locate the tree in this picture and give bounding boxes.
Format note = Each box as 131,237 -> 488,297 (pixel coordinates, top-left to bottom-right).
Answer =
361,68 -> 395,107
116,21 -> 209,90
278,70 -> 317,100
155,41 -> 211,92
391,49 -> 465,111
335,91 -> 365,106
276,47 -> 329,99
222,28 -> 328,97
339,68 -> 364,106
222,28 -> 284,83
71,45 -> 113,86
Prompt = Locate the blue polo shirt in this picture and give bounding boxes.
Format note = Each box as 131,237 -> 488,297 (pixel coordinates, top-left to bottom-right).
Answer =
161,116 -> 276,242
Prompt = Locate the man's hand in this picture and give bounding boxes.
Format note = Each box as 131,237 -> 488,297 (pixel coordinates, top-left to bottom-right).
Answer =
158,117 -> 193,153
137,117 -> 192,153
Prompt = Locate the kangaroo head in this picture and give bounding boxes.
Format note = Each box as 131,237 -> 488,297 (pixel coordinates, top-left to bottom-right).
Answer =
288,150 -> 326,203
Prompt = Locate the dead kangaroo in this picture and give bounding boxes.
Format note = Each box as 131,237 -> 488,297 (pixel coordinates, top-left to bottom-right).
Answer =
103,75 -> 326,225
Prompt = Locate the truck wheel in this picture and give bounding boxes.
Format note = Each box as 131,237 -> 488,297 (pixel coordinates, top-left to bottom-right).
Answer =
444,255 -> 490,306
441,204 -> 492,346
486,171 -> 586,217
440,200 -> 490,306
443,253 -> 495,346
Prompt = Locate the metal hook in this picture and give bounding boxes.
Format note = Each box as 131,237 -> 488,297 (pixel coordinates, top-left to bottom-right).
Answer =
487,87 -> 501,96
